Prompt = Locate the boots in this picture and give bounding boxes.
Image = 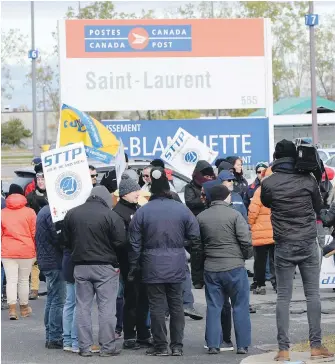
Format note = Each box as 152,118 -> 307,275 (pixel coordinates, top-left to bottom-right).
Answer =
274,350 -> 290,361
9,304 -> 18,320
20,304 -> 32,318
311,346 -> 334,360
29,290 -> 39,300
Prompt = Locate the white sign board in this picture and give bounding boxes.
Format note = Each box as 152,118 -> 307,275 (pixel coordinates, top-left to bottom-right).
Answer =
320,236 -> 335,289
41,142 -> 92,222
115,139 -> 127,187
58,19 -> 271,111
160,127 -> 218,179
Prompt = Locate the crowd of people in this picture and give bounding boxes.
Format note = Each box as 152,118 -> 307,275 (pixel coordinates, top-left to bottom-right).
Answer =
1,140 -> 335,360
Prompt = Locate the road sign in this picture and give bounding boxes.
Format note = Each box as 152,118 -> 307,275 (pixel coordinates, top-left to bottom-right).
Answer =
305,14 -> 319,26
28,49 -> 39,59
58,19 -> 271,111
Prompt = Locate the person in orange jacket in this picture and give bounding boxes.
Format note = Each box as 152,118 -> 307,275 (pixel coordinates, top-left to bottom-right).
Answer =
248,168 -> 276,295
1,184 -> 36,320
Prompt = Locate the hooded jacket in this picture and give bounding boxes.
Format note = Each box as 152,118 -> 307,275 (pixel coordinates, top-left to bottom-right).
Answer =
129,195 -> 200,284
35,205 -> 62,271
26,188 -> 48,215
248,168 -> 274,246
185,160 -> 214,216
62,187 -> 127,267
261,157 -> 323,243
1,194 -> 36,259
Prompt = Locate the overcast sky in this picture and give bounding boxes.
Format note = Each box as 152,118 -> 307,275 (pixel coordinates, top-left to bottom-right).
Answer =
2,1 -> 335,108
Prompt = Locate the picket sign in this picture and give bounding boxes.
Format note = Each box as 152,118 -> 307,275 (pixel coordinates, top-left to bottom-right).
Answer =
41,142 -> 92,223
115,139 -> 127,187
320,235 -> 335,289
160,127 -> 218,179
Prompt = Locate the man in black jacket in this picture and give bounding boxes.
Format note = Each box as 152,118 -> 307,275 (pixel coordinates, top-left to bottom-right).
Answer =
62,186 -> 127,357
129,168 -> 200,357
113,175 -> 152,350
261,139 -> 333,361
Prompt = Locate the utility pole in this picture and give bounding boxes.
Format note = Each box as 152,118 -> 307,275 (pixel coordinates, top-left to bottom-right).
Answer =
31,1 -> 38,156
308,1 -> 318,145
211,1 -> 220,120
43,85 -> 47,144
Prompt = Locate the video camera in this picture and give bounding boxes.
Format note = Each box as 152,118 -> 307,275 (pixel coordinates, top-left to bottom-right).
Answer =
294,139 -> 324,183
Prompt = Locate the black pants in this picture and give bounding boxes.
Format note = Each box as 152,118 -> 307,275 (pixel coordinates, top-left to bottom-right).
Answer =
221,297 -> 232,343
123,280 -> 150,341
254,245 -> 275,287
147,283 -> 185,350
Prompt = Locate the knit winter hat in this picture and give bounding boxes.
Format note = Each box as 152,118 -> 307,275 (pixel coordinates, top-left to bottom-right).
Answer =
150,159 -> 165,169
150,167 -> 170,195
119,174 -> 141,197
89,186 -> 113,208
274,139 -> 297,160
218,160 -> 234,174
255,162 -> 269,172
34,163 -> 43,174
8,184 -> 24,196
217,170 -> 236,182
209,185 -> 230,202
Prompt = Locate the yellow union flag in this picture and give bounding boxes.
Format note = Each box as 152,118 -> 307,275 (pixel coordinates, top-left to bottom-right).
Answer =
59,104 -> 120,164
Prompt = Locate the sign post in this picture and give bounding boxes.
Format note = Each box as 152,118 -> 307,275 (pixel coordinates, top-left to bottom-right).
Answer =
114,139 -> 127,186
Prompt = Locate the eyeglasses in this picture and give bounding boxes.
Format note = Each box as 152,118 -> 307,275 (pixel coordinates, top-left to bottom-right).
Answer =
227,179 -> 233,182
36,173 -> 44,178
91,174 -> 98,178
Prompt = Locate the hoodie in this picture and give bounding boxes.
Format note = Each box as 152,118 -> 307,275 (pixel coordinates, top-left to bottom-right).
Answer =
1,194 -> 36,259
185,161 -> 215,216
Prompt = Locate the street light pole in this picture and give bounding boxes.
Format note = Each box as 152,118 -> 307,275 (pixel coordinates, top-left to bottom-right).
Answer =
309,1 -> 318,145
31,1 -> 38,155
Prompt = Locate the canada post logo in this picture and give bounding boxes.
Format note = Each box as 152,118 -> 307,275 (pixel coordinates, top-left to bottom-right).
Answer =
84,25 -> 192,53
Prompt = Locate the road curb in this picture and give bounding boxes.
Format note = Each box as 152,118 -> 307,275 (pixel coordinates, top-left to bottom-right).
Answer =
240,351 -> 335,363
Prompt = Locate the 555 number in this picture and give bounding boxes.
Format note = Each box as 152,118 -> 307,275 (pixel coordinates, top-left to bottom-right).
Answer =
241,96 -> 258,105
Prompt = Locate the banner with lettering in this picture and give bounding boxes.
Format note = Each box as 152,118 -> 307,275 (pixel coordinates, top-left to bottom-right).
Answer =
41,142 -> 92,222
59,104 -> 119,164
160,128 -> 218,179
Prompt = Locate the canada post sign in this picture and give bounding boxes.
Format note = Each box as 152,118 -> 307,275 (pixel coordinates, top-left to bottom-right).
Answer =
102,118 -> 270,165
85,25 -> 192,52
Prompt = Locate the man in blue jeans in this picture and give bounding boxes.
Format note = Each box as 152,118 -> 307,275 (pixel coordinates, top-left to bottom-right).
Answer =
36,204 -> 66,349
261,139 -> 334,361
192,185 -> 253,355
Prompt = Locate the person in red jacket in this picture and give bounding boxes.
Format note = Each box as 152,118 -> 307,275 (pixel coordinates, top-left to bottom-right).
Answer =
1,184 -> 36,320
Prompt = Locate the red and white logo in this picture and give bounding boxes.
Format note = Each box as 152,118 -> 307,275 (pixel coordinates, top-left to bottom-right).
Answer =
128,27 -> 149,50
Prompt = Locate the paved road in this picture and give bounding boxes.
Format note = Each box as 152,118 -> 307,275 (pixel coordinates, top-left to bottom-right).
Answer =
2,271 -> 335,364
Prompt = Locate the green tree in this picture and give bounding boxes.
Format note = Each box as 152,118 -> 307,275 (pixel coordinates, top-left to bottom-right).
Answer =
1,29 -> 28,100
315,14 -> 335,100
1,118 -> 32,146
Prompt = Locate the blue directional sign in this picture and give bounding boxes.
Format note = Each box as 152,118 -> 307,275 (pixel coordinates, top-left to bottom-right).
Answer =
305,14 -> 319,26
28,49 -> 39,59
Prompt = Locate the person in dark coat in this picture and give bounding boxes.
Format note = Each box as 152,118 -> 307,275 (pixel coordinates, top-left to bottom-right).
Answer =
194,185 -> 253,355
62,186 -> 127,357
217,171 -> 248,221
185,160 -> 215,216
128,167 -> 200,356
320,186 -> 335,257
35,205 -> 65,349
225,156 -> 248,199
243,162 -> 268,209
261,139 -> 333,362
113,175 -> 152,350
26,164 -> 48,215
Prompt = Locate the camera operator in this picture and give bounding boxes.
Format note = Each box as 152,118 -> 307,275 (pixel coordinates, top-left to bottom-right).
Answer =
260,139 -> 333,361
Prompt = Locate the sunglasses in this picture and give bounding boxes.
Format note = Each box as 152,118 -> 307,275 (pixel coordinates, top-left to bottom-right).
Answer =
256,171 -> 262,174
91,174 -> 98,178
143,175 -> 150,178
36,173 -> 44,178
227,179 -> 233,182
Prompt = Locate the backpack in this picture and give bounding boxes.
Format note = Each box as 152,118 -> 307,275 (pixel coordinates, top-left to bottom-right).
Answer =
295,143 -> 324,183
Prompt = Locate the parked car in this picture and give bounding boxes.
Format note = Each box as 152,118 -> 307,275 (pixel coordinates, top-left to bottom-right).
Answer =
1,167 -> 35,197
318,148 -> 335,163
325,155 -> 335,184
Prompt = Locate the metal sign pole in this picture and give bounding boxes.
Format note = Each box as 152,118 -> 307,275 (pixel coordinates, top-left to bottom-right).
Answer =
309,1 -> 318,145
31,1 -> 38,156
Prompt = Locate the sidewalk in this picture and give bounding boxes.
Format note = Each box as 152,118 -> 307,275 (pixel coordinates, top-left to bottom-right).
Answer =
240,351 -> 335,364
